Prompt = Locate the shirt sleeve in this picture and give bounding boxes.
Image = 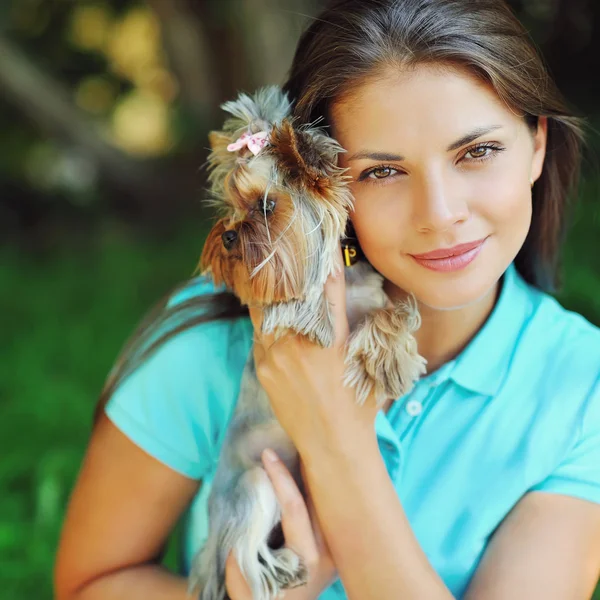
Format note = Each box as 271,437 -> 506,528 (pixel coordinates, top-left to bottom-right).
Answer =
104,285 -> 253,480
531,372 -> 600,504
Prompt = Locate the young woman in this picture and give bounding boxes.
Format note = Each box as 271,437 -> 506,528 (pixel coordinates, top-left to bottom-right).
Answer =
54,0 -> 600,598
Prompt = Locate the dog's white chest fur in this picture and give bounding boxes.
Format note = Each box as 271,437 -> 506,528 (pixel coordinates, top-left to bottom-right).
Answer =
345,261 -> 389,331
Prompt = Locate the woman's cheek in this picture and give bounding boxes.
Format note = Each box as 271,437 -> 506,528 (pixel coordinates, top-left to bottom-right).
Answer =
351,186 -> 409,253
476,169 -> 532,246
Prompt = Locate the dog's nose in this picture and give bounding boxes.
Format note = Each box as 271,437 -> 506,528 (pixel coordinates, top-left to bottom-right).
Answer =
221,230 -> 238,250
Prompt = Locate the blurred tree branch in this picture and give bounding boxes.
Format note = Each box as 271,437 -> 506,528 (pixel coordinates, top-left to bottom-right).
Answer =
237,0 -> 311,89
146,0 -> 219,124
0,33 -> 194,218
0,35 -> 139,186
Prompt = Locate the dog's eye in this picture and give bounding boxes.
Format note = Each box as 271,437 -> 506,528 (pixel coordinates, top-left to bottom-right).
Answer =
257,196 -> 276,215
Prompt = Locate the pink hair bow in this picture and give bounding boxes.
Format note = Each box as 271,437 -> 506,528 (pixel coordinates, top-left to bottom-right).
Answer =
227,131 -> 269,156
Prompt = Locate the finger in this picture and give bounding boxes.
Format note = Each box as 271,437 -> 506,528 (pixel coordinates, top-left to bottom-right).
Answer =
247,306 -> 267,367
324,245 -> 349,346
248,306 -> 263,334
248,305 -> 279,346
248,306 -> 281,360
299,462 -> 327,552
225,552 -> 252,600
261,449 -> 319,564
252,341 -> 266,369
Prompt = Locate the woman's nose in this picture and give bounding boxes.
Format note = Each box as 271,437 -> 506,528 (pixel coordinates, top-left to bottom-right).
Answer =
413,176 -> 469,232
221,230 -> 238,250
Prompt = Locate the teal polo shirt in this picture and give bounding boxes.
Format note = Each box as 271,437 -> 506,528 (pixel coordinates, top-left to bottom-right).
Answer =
105,263 -> 600,599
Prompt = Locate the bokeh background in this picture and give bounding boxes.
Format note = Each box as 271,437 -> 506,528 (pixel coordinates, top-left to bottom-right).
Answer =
1,1 -> 599,598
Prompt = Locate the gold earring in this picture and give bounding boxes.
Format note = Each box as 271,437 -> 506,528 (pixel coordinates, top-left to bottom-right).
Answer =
530,177 -> 534,188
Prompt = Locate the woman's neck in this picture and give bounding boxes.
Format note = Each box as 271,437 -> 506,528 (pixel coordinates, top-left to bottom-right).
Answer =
384,280 -> 501,375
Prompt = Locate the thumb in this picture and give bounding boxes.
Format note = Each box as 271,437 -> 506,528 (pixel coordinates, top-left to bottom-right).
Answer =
324,245 -> 349,346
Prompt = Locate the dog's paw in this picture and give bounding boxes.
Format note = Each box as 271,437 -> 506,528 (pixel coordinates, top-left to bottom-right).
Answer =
343,301 -> 427,406
191,466 -> 307,600
252,546 -> 308,598
190,534 -> 229,600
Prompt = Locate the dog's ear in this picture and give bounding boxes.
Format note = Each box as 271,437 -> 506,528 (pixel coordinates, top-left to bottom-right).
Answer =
206,130 -> 240,199
208,130 -> 232,153
197,216 -> 228,282
269,119 -> 347,196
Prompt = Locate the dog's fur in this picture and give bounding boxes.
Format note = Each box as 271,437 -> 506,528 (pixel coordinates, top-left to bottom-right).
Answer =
189,86 -> 426,600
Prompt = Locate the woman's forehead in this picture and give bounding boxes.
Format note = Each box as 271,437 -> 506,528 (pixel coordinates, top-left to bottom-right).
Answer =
330,64 -> 519,144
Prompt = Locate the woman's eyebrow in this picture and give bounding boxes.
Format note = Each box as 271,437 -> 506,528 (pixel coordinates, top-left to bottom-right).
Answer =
447,125 -> 503,151
347,125 -> 504,162
347,150 -> 405,162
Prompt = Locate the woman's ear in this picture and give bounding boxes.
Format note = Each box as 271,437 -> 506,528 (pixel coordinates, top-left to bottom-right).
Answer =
341,219 -> 365,267
530,116 -> 548,185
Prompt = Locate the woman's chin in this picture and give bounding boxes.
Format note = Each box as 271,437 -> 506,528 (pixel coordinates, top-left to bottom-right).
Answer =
383,262 -> 498,311
412,275 -> 500,312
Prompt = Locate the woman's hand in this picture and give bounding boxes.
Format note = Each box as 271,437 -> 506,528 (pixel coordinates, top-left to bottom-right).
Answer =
224,450 -> 336,600
248,249 -> 380,460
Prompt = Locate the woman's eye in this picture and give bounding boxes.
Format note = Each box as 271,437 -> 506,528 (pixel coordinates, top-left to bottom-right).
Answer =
370,166 -> 394,179
359,165 -> 399,183
466,146 -> 490,159
358,144 -> 503,185
463,143 -> 504,162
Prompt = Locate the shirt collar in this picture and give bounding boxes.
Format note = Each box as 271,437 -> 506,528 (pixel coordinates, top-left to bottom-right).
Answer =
448,262 -> 535,397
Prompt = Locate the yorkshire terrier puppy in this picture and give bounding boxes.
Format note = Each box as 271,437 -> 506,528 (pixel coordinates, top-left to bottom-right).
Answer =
189,86 -> 426,600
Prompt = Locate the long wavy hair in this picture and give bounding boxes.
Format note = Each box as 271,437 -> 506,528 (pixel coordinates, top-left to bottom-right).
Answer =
93,0 -> 584,425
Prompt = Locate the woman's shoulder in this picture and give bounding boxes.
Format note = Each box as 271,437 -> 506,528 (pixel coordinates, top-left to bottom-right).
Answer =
138,275 -> 253,388
519,286 -> 600,503
166,274 -> 227,307
104,276 -> 253,479
507,275 -> 600,435
164,275 -> 253,362
524,281 -> 600,383
453,265 -> 599,401
489,272 -> 600,504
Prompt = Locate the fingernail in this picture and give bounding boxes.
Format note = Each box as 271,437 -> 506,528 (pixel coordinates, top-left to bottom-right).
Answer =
330,264 -> 342,281
262,448 -> 279,464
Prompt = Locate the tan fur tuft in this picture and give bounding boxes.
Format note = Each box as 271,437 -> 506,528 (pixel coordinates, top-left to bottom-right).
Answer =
343,300 -> 427,407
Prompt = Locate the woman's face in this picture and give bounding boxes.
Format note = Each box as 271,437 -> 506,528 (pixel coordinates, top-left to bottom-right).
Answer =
331,64 -> 548,310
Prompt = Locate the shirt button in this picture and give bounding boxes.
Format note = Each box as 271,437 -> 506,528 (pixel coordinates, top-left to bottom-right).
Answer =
405,399 -> 423,417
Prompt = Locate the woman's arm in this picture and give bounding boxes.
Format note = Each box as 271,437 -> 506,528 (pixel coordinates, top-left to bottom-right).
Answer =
302,433 -> 600,600
54,413 -> 200,600
300,428 -> 454,600
464,491 -> 600,599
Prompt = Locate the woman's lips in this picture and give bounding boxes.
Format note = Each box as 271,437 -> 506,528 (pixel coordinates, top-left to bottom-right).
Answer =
409,237 -> 488,272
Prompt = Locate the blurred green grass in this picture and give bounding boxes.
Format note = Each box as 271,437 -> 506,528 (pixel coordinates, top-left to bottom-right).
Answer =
0,219 -> 207,598
1,177 -> 599,598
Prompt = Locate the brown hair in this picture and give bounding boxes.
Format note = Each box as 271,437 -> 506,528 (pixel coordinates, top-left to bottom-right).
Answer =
283,0 -> 584,291
93,0 -> 584,424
